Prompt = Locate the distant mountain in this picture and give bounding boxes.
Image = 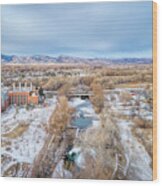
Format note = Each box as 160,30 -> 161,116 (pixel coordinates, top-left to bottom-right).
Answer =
110,58 -> 152,64
1,54 -> 57,64
1,54 -> 14,62
1,54 -> 152,65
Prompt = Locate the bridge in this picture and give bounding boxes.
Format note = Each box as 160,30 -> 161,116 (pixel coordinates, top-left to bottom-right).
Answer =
44,89 -> 112,99
44,90 -> 93,99
68,91 -> 93,99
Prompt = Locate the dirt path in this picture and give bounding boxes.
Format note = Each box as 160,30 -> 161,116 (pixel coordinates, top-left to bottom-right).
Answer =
31,127 -> 76,178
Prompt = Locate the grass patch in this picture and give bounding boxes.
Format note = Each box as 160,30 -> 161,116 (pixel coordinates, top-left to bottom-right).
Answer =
2,122 -> 29,139
115,82 -> 152,88
1,140 -> 12,147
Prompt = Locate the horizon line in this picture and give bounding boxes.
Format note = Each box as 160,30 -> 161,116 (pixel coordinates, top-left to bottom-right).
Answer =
1,53 -> 152,60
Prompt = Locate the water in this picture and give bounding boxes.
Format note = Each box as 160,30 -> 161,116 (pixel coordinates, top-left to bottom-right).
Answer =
72,117 -> 92,129
70,98 -> 95,129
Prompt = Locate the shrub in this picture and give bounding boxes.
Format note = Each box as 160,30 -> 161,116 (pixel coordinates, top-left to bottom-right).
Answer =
58,83 -> 71,97
49,96 -> 75,134
120,91 -> 132,103
90,83 -> 104,113
133,117 -> 152,128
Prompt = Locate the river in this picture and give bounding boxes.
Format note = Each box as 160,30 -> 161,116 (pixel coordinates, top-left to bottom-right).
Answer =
69,98 -> 99,129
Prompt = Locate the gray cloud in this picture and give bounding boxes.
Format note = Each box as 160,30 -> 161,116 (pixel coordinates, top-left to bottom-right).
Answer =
1,1 -> 152,58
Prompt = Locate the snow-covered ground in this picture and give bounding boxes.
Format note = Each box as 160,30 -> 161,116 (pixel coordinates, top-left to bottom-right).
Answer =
105,88 -> 152,121
1,96 -> 57,176
1,88 -> 153,180
105,88 -> 153,180
117,120 -> 152,180
52,160 -> 72,178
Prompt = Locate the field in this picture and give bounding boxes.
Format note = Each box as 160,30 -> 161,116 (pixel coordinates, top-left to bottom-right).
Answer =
1,62 -> 153,180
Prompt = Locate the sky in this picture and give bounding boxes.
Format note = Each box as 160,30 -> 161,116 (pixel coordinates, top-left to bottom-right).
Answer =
1,1 -> 153,58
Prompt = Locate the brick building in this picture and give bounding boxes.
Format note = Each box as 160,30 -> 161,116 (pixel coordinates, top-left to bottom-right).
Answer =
1,87 -> 10,111
8,82 -> 39,106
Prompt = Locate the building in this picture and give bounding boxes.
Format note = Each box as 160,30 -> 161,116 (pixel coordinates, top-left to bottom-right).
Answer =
8,82 -> 39,106
1,87 -> 10,111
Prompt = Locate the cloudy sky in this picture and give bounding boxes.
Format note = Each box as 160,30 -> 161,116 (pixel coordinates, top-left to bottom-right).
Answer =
2,1 -> 153,58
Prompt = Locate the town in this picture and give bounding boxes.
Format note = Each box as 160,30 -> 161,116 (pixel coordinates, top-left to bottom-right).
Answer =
1,62 -> 153,180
